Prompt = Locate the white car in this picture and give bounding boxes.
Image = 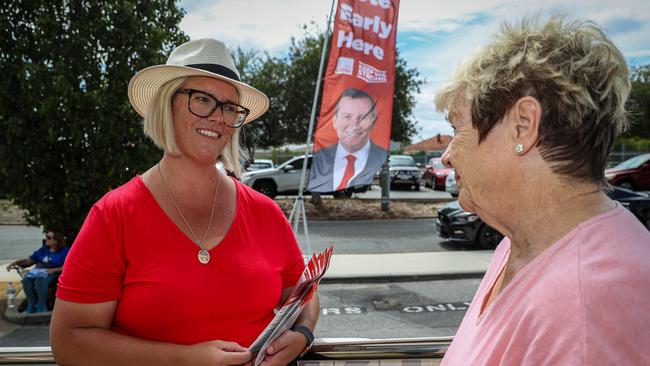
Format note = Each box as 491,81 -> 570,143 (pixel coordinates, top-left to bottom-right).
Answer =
241,155 -> 312,198
445,170 -> 458,197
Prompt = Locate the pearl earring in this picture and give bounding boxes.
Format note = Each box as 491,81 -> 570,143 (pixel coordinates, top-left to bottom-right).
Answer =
514,144 -> 524,154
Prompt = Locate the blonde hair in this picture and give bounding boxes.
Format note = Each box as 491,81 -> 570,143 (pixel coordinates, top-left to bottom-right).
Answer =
435,15 -> 630,186
142,77 -> 247,177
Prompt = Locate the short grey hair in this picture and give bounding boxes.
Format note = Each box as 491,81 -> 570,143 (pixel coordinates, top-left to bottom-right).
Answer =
435,15 -> 631,186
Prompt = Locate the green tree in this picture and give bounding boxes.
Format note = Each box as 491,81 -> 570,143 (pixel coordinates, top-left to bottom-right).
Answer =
0,1 -> 188,240
626,65 -> 650,138
391,51 -> 424,143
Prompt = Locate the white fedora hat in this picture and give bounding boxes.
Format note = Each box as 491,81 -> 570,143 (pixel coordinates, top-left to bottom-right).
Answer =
128,38 -> 269,124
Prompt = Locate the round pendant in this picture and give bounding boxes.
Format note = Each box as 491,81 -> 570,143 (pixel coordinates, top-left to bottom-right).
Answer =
197,249 -> 210,264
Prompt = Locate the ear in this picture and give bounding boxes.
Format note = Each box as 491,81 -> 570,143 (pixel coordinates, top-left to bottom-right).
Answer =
507,96 -> 541,155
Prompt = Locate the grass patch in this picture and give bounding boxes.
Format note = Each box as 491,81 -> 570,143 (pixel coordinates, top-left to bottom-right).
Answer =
275,198 -> 439,220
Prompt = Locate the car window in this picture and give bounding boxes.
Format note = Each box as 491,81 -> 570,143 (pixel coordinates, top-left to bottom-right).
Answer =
291,158 -> 304,169
278,157 -> 311,170
250,162 -> 272,169
615,154 -> 650,169
389,156 -> 416,167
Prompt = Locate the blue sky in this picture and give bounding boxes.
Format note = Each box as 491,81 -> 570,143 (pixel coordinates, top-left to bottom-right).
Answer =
179,0 -> 650,142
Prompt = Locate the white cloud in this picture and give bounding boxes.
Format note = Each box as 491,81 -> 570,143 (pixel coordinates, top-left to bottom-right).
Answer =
179,0 -> 650,139
179,0 -> 332,52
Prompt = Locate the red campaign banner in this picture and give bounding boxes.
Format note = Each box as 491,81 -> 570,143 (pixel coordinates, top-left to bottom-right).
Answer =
308,0 -> 400,193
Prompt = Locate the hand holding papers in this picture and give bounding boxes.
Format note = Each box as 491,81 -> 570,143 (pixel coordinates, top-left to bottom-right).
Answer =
249,246 -> 334,366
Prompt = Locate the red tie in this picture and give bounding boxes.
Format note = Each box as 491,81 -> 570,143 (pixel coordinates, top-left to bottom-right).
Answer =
337,155 -> 356,190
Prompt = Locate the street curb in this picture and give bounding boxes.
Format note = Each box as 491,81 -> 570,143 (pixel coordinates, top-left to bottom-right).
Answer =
3,306 -> 51,326
320,272 -> 486,284
293,215 -> 438,221
355,198 -> 454,204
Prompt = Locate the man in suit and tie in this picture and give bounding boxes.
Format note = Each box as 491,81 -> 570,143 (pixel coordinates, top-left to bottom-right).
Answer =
308,88 -> 388,192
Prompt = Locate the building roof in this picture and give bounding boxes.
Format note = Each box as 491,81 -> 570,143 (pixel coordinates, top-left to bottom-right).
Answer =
404,134 -> 453,152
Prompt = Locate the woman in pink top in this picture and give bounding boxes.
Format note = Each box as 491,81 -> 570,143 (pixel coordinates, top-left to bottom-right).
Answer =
436,16 -> 650,365
50,39 -> 319,366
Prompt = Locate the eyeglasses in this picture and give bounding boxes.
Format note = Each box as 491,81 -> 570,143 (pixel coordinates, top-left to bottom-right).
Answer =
176,88 -> 250,128
45,235 -> 53,240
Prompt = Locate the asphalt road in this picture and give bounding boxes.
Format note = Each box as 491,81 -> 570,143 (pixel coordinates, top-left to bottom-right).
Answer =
0,225 -> 44,260
0,219 -> 484,348
0,277 -> 481,347
317,278 -> 480,339
1,219 -> 482,261
295,219 -> 481,254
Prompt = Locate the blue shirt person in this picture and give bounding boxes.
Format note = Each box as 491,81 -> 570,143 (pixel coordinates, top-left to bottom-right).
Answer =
6,231 -> 69,313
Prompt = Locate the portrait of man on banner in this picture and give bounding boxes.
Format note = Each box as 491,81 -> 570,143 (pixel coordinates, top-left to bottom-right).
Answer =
308,88 -> 388,192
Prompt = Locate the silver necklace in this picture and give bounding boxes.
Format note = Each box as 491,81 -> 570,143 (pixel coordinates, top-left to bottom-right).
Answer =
157,163 -> 220,264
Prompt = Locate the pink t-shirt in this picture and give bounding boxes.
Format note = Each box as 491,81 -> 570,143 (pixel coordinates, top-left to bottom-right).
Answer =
442,203 -> 650,365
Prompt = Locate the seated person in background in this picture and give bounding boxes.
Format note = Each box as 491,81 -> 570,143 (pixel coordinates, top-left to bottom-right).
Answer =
6,230 -> 69,313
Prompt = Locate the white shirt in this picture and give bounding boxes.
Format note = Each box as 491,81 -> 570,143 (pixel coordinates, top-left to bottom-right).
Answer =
332,140 -> 370,191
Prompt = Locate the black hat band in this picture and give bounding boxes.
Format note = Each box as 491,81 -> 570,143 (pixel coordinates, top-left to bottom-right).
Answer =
187,64 -> 240,82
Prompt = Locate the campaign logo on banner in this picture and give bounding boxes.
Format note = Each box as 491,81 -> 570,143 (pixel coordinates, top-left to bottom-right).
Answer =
308,0 -> 400,193
335,57 -> 355,75
357,61 -> 387,83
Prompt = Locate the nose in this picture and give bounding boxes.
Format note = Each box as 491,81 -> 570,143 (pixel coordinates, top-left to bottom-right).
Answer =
207,106 -> 226,125
441,141 -> 453,168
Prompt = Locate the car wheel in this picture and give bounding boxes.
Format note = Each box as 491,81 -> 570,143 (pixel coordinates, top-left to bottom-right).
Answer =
618,180 -> 635,191
253,181 -> 277,198
477,225 -> 503,249
333,190 -> 353,199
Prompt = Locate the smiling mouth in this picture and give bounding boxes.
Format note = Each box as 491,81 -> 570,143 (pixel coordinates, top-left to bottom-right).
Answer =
343,130 -> 365,137
197,128 -> 221,139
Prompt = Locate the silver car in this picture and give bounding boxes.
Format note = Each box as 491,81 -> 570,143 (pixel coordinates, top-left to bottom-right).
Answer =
388,155 -> 422,190
445,170 -> 458,197
241,155 -> 311,198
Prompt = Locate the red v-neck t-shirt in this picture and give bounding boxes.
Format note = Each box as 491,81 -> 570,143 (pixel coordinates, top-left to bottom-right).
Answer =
57,176 -> 305,347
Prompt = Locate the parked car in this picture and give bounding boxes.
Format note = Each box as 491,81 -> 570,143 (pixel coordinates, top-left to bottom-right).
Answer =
445,170 -> 458,197
388,155 -> 421,190
241,155 -> 312,198
423,158 -> 453,190
436,186 -> 650,249
246,159 -> 275,172
605,153 -> 650,191
241,155 -> 368,198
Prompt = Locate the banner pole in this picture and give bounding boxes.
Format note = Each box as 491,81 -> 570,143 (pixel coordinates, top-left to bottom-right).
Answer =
291,0 -> 337,255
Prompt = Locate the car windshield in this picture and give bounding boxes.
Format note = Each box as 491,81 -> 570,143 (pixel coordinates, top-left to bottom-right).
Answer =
389,156 -> 416,167
277,156 -> 311,170
250,162 -> 272,169
433,160 -> 446,169
614,154 -> 650,169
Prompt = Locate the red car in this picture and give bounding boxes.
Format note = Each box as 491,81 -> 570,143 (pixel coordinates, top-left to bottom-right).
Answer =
423,157 -> 453,190
605,153 -> 650,191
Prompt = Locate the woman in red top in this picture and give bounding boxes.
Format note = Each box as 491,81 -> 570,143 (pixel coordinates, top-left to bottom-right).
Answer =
50,38 -> 319,366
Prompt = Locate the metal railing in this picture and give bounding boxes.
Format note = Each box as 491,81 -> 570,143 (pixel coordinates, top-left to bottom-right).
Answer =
0,337 -> 453,364
0,346 -> 54,364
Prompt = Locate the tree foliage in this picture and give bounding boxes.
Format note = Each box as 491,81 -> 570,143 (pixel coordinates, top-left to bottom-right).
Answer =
0,1 -> 188,240
625,65 -> 650,139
